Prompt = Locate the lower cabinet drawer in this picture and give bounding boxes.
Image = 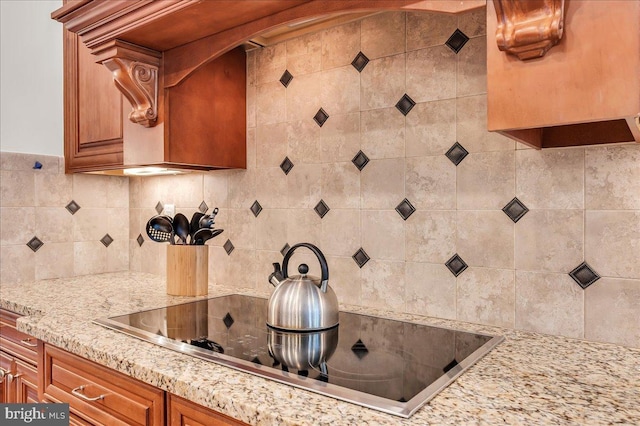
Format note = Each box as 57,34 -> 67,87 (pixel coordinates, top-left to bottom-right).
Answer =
43,344 -> 164,426
0,309 -> 39,363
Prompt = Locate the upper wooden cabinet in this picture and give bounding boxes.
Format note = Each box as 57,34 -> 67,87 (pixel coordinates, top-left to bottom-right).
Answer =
487,0 -> 640,148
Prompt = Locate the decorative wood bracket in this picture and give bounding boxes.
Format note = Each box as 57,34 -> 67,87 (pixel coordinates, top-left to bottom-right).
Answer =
494,0 -> 565,60
95,41 -> 162,127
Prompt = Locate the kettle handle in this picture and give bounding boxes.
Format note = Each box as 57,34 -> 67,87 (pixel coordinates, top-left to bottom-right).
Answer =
282,243 -> 329,292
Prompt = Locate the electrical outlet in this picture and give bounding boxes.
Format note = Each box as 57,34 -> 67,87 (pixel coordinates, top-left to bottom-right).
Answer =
163,204 -> 175,217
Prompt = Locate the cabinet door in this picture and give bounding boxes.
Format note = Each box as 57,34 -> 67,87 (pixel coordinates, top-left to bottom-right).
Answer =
63,28 -> 124,172
168,394 -> 248,426
14,358 -> 39,403
0,351 -> 11,403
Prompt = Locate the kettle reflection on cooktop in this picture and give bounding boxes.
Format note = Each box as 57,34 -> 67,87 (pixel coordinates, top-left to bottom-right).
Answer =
94,295 -> 503,418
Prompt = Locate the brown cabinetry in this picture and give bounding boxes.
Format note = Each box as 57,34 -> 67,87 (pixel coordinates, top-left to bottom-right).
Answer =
168,394 -> 249,426
0,309 -> 40,404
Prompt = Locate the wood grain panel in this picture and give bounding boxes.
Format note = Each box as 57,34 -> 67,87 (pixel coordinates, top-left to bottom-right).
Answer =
168,394 -> 249,426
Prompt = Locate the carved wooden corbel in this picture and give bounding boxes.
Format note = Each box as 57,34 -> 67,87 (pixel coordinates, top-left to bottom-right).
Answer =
94,41 -> 162,127
494,0 -> 565,60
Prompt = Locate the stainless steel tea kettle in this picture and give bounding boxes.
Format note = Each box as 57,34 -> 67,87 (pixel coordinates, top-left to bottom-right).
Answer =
267,243 -> 339,331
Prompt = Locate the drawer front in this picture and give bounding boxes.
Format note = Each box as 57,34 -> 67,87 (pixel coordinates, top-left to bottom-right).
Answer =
168,394 -> 248,426
44,344 -> 164,426
0,309 -> 38,363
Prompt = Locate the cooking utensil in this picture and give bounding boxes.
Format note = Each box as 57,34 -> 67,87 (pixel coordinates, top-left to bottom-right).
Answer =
267,243 -> 339,331
192,228 -> 223,245
146,215 -> 174,244
173,213 -> 190,245
189,212 -> 205,242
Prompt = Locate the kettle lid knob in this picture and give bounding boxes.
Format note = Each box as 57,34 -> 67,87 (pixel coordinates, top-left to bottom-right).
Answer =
298,264 -> 309,275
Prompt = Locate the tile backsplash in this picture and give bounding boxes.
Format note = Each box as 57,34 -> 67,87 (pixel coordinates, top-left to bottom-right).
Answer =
3,9 -> 640,348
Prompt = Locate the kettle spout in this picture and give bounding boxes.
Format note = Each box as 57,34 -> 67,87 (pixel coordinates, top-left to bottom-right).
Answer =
268,263 -> 284,287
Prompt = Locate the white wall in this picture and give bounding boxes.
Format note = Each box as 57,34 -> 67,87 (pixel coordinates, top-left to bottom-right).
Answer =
1,0 -> 63,156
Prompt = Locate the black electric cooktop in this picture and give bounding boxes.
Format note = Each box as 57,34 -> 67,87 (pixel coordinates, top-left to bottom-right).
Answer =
94,295 -> 502,418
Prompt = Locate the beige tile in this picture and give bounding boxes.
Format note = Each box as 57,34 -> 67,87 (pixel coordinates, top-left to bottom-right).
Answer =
0,152 -> 60,173
246,49 -> 256,87
362,210 -> 404,261
247,82 -> 256,129
285,72 -> 324,123
35,173 -> 73,207
287,119 -> 321,164
585,145 -> 640,210
106,239 -> 129,272
406,99 -> 456,157
361,259 -> 405,311
405,262 -> 456,319
256,122 -> 287,168
1,170 -> 34,207
256,81 -> 286,125
0,245 -> 35,283
457,151 -> 515,210
516,148 -> 584,209
406,155 -> 456,210
73,174 -> 109,208
321,209 -> 360,257
128,177 -> 141,209
208,245 -> 230,286
227,169 -> 256,209
406,211 -> 456,264
166,174 -> 204,210
129,239 -> 142,272
256,208 -> 287,251
35,207 -> 73,243
73,208 -> 108,242
321,162 -> 360,209
321,21 -> 360,70
361,53 -> 406,110
515,271 -> 584,339
203,172 -> 229,210
286,209 -> 322,248
456,95 -> 515,152
130,208 -> 143,240
246,127 -> 256,169
227,248 -> 257,290
361,107 -> 405,159
361,158 -> 405,209
456,36 -> 486,97
319,112 -> 360,163
361,12 -> 406,59
515,210 -> 583,273
327,255 -> 361,306
106,176 -> 129,209
585,277 -> 640,347
457,210 -> 514,269
286,32 -> 322,76
255,167 -> 287,209
320,67 -> 360,115
458,7 -> 486,37
74,241 -> 107,275
406,46 -> 456,103
287,163 -> 322,209
105,208 -> 129,241
457,267 -> 515,328
406,12 -> 457,51
255,42 -> 287,85
140,239 -> 166,276
227,208 -> 255,250
586,211 -> 640,279
0,207 -> 35,245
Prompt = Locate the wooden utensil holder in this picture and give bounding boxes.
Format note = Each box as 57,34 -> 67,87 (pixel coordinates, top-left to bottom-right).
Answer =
166,245 -> 208,296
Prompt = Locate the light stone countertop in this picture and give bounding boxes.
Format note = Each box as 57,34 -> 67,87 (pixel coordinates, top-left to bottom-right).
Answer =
1,272 -> 639,425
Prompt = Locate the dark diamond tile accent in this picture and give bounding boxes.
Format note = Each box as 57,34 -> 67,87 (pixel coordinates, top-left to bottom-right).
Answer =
250,200 -> 263,217
395,94 -> 416,116
443,358 -> 459,373
65,200 -> 81,215
136,234 -> 144,247
569,262 -> 601,289
445,254 -> 468,277
198,201 -> 209,213
445,142 -> 469,166
223,239 -> 235,255
445,28 -> 469,54
155,201 -> 164,214
251,357 -> 262,365
100,234 -> 114,247
313,108 -> 329,127
502,197 -> 529,223
279,69 -> 293,87
280,243 -> 291,257
351,339 -> 369,359
223,313 -> 234,329
395,198 -> 416,221
351,150 -> 370,171
352,248 -> 370,268
351,51 -> 370,72
280,156 -> 294,175
314,199 -> 330,219
26,236 -> 44,253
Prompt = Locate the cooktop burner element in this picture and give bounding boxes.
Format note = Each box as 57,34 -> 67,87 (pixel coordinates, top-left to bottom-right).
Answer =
94,295 -> 503,418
